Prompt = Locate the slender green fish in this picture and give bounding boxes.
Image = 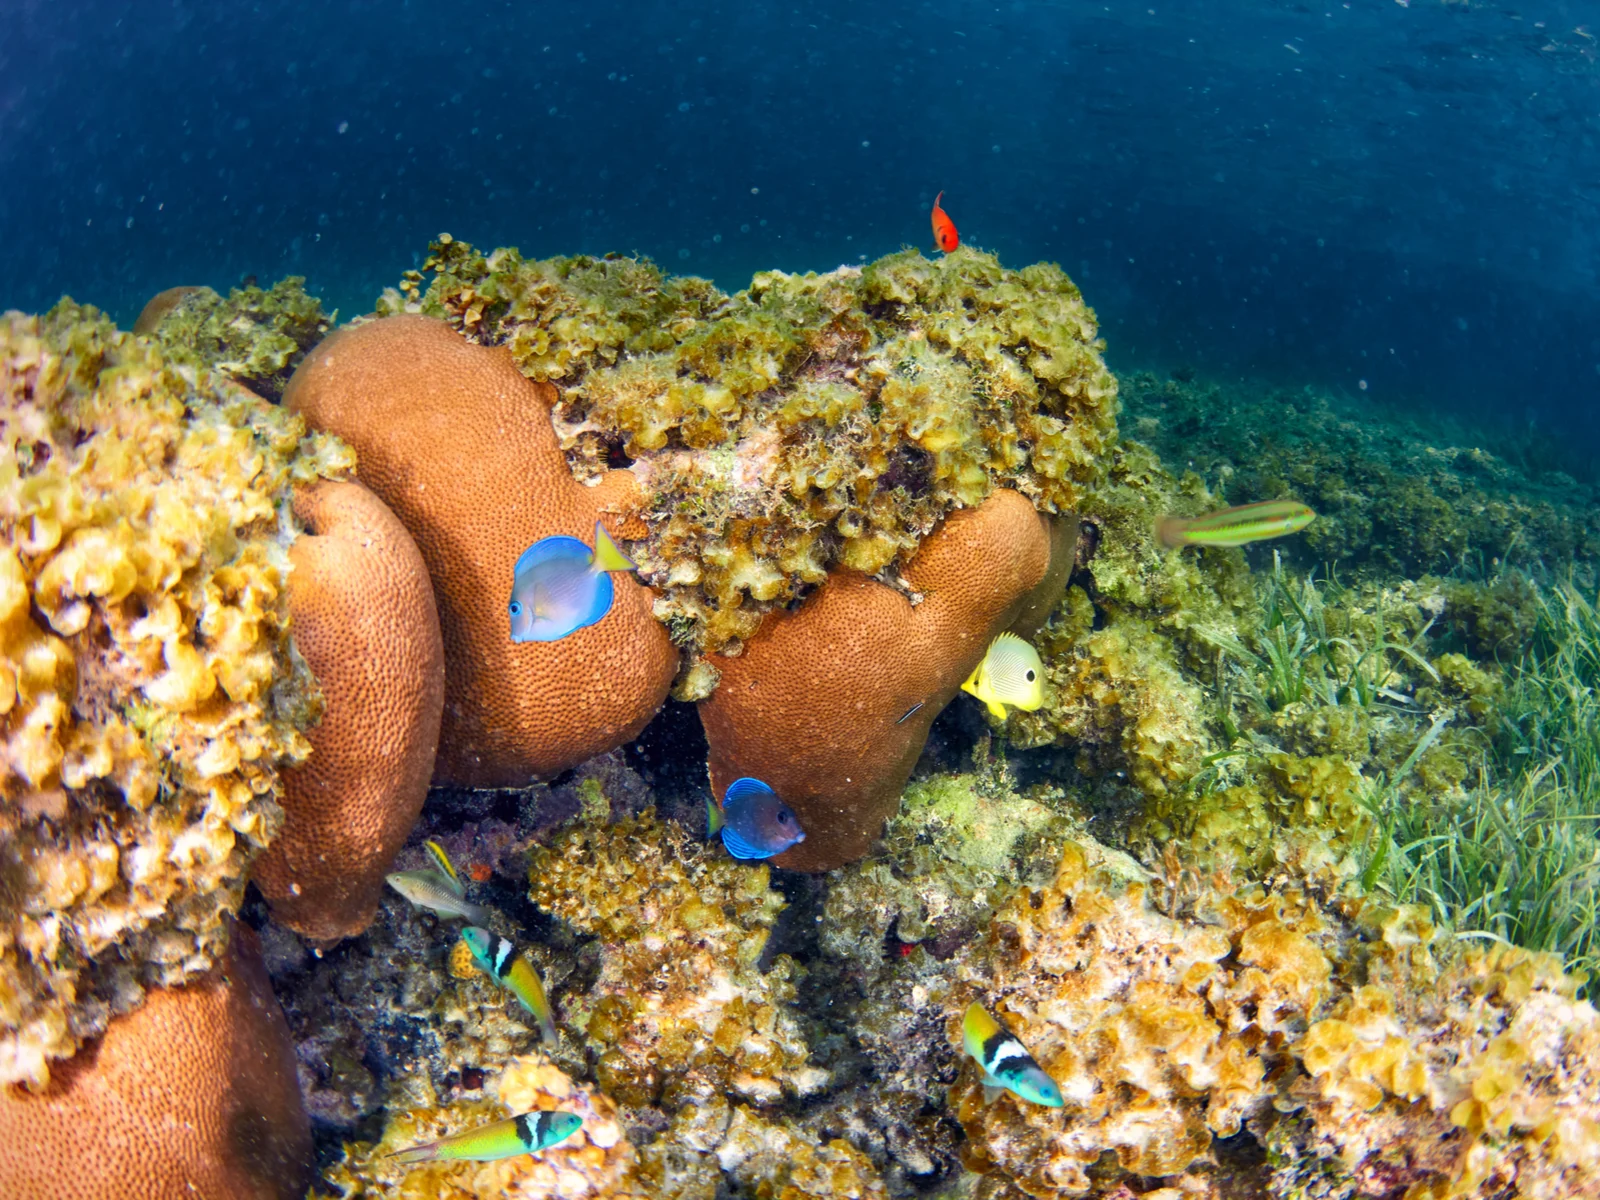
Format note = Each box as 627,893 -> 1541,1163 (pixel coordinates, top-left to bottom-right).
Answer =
389,1110 -> 583,1164
385,870 -> 491,924
461,926 -> 560,1047
1156,499 -> 1315,549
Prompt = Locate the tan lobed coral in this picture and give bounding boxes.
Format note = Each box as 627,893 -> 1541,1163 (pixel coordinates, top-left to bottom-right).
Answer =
0,926 -> 311,1200
0,302 -> 349,1086
949,840 -> 1600,1199
283,313 -> 678,788
527,809 -> 826,1112
699,489 -> 1077,872
383,237 -> 1118,663
252,479 -> 445,943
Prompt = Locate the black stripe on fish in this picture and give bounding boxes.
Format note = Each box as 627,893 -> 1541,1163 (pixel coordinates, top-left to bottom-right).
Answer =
514,1112 -> 537,1149
494,937 -> 516,978
980,1029 -> 1035,1078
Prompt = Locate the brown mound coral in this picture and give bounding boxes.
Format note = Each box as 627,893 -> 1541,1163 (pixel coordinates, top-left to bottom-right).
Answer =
527,809 -> 824,1112
283,314 -> 677,787
0,927 -> 312,1200
950,840 -> 1600,1199
700,489 -> 1077,871
0,302 -> 348,1085
386,237 -> 1118,660
253,479 -> 445,943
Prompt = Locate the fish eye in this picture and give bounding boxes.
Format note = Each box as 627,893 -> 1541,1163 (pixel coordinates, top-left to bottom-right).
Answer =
777,809 -> 792,824
1025,670 -> 1036,682
509,601 -> 522,616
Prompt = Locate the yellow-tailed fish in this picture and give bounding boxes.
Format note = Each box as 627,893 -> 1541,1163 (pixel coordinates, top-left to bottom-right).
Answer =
461,927 -> 559,1047
960,632 -> 1046,721
385,870 -> 491,924
424,838 -> 464,896
389,1109 -> 582,1164
508,520 -> 636,643
1155,499 -> 1315,549
962,1002 -> 1063,1107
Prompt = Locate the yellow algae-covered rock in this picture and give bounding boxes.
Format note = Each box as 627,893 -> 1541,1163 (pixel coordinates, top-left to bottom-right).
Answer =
0,302 -> 348,1086
317,1056 -> 640,1200
528,810 -> 824,1112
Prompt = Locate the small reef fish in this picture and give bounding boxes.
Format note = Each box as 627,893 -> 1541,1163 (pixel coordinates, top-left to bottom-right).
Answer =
1155,499 -> 1316,549
962,1001 -> 1064,1107
424,838 -> 463,891
389,1110 -> 583,1164
461,927 -> 560,1047
931,190 -> 959,252
707,777 -> 806,860
385,871 -> 491,925
961,632 -> 1046,721
508,520 -> 637,643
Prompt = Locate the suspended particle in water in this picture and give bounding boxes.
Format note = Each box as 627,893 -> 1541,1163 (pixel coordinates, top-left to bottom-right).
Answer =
1359,379 -> 1368,390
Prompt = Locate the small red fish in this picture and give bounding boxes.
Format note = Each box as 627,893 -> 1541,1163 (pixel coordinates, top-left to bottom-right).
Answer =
931,191 -> 959,253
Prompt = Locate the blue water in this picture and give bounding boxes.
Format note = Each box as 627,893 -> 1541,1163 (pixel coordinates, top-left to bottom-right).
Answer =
3,1 -> 1597,451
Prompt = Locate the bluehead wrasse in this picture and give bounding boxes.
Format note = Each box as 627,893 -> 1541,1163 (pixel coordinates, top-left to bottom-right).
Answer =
961,632 -> 1046,721
388,1110 -> 582,1164
461,927 -> 559,1047
1155,500 -> 1315,549
896,701 -> 925,725
962,1001 -> 1063,1107
424,838 -> 465,897
707,777 -> 806,860
386,871 -> 491,924
507,520 -> 637,643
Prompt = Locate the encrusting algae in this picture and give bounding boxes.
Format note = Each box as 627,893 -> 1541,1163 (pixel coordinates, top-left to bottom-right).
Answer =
380,236 -> 1119,666
0,300 -> 350,1086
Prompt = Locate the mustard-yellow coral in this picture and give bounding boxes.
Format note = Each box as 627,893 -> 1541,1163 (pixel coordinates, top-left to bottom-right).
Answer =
0,302 -> 348,1086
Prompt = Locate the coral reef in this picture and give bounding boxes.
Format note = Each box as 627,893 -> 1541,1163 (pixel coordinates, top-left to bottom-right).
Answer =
284,314 -> 678,787
948,839 -> 1600,1199
133,277 -> 332,401
253,479 -> 445,943
0,927 -> 311,1200
384,237 -> 1118,661
527,809 -> 825,1111
0,302 -> 347,1085
700,490 -> 1076,871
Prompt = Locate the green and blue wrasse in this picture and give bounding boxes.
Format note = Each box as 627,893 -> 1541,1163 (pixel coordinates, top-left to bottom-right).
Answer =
389,1109 -> 582,1164
461,927 -> 559,1047
962,1001 -> 1063,1107
385,869 -> 491,925
1156,499 -> 1316,549
961,632 -> 1046,721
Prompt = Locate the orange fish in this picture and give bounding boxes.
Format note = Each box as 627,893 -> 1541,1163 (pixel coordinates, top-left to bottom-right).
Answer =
931,191 -> 959,252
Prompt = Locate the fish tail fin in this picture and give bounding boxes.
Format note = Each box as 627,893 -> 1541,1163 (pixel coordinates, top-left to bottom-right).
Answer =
539,1014 -> 560,1048
388,1141 -> 440,1164
706,795 -> 724,837
1155,516 -> 1189,549
462,902 -> 493,926
591,521 -> 637,573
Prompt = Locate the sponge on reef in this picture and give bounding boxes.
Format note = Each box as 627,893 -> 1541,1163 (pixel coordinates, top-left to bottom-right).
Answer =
699,489 -> 1077,871
283,314 -> 678,787
0,302 -> 347,1086
0,926 -> 312,1200
252,479 -> 445,943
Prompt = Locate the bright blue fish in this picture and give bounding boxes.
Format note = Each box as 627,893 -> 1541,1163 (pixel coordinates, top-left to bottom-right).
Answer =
508,521 -> 637,643
707,777 -> 806,860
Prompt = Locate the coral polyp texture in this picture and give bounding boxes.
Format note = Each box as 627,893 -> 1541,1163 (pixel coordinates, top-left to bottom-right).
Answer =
526,810 -> 825,1113
0,303 -> 349,1086
949,840 -> 1600,1199
283,313 -> 678,787
252,479 -> 445,944
700,489 -> 1077,871
382,235 -> 1118,662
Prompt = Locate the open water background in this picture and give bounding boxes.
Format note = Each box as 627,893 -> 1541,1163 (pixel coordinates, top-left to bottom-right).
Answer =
1,1 -> 1596,455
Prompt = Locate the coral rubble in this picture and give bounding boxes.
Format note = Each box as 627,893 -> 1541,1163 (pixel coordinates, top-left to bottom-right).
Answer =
283,314 -> 678,788
0,302 -> 347,1085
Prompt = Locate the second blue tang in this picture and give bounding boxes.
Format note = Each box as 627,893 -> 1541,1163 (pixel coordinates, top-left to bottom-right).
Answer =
707,777 -> 807,860
508,520 -> 637,643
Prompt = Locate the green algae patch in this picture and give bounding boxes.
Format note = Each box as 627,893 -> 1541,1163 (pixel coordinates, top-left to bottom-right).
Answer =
383,237 -> 1118,659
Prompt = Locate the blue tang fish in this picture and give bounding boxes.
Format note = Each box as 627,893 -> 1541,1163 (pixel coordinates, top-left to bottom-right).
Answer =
509,520 -> 638,643
707,777 -> 806,860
